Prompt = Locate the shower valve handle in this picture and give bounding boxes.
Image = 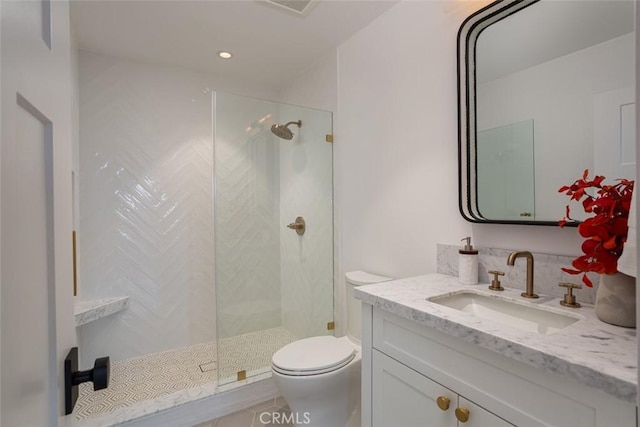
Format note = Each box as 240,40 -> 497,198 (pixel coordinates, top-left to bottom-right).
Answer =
287,217 -> 306,235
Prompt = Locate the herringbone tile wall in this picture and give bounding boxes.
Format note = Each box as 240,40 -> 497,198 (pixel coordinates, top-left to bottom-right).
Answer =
77,51 -> 217,364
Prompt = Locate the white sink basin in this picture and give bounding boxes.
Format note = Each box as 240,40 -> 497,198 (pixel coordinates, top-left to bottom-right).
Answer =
429,292 -> 580,334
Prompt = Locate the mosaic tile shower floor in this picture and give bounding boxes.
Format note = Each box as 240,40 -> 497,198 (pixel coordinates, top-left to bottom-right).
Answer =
74,327 -> 297,421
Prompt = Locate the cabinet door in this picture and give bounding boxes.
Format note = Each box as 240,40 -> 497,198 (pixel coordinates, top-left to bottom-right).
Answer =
372,350 -> 456,427
457,397 -> 514,427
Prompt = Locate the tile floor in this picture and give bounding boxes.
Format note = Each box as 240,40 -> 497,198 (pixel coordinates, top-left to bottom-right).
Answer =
194,397 -> 292,427
75,327 -> 296,421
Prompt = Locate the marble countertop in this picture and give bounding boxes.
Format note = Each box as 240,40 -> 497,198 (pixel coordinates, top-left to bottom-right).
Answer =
355,273 -> 637,403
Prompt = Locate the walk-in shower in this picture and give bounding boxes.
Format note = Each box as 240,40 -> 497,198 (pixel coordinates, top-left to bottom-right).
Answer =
74,68 -> 333,423
215,93 -> 333,386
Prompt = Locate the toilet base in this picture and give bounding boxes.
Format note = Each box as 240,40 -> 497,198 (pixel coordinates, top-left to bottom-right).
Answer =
272,341 -> 361,427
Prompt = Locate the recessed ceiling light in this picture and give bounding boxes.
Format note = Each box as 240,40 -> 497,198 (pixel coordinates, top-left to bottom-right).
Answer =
217,51 -> 233,59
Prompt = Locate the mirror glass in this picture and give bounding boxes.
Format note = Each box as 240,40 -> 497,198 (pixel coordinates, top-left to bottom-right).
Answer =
459,0 -> 636,224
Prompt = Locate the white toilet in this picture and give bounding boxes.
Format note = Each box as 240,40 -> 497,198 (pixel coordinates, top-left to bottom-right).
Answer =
271,271 -> 391,427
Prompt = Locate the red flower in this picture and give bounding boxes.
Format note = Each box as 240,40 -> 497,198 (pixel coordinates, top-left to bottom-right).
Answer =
558,169 -> 634,287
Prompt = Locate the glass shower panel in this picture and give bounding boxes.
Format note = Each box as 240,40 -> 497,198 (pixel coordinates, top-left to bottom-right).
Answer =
477,119 -> 535,221
214,92 -> 333,385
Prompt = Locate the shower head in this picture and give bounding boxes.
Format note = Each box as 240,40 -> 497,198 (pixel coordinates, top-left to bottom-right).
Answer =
271,120 -> 302,140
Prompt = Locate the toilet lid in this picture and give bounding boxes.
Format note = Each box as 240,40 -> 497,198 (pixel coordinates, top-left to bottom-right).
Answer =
272,336 -> 355,376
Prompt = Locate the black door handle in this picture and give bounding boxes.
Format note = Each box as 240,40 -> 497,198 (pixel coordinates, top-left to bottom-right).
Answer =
64,347 -> 110,415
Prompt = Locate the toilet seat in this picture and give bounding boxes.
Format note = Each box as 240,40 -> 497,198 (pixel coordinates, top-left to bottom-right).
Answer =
272,336 -> 356,376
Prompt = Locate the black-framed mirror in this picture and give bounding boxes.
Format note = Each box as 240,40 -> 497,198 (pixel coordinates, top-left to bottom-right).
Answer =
458,0 -> 636,225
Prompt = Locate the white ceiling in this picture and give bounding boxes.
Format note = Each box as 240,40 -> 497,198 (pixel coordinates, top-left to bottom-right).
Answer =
70,0 -> 400,89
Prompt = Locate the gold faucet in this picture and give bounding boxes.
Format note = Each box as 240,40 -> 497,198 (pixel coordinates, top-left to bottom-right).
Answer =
507,251 -> 539,299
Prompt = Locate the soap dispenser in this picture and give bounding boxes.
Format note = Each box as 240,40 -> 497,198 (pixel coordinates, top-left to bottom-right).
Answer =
459,237 -> 479,285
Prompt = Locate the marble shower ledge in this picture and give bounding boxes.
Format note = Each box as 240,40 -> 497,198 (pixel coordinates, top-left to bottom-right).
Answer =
355,273 -> 637,403
75,297 -> 130,327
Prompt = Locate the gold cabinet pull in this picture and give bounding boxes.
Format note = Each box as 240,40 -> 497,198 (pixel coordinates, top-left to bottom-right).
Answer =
455,407 -> 470,423
436,396 -> 450,411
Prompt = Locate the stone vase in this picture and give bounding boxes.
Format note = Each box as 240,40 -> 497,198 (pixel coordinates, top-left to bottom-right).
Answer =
594,272 -> 636,328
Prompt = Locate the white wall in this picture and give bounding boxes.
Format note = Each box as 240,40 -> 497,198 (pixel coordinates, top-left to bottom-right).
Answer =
338,1 -> 469,280
478,33 -> 635,221
278,52 -> 338,113
336,0 -> 585,297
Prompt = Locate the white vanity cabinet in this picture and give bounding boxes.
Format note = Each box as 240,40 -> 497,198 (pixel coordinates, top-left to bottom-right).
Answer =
362,304 -> 636,427
373,350 -> 513,426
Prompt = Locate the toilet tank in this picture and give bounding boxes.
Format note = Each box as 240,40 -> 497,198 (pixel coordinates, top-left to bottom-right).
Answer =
345,271 -> 392,343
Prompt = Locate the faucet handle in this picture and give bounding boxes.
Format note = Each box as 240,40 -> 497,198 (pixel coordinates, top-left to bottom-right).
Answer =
487,270 -> 505,291
559,282 -> 582,308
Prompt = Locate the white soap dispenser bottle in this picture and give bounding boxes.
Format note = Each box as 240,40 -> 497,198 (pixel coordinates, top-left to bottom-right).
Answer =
459,237 -> 479,285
